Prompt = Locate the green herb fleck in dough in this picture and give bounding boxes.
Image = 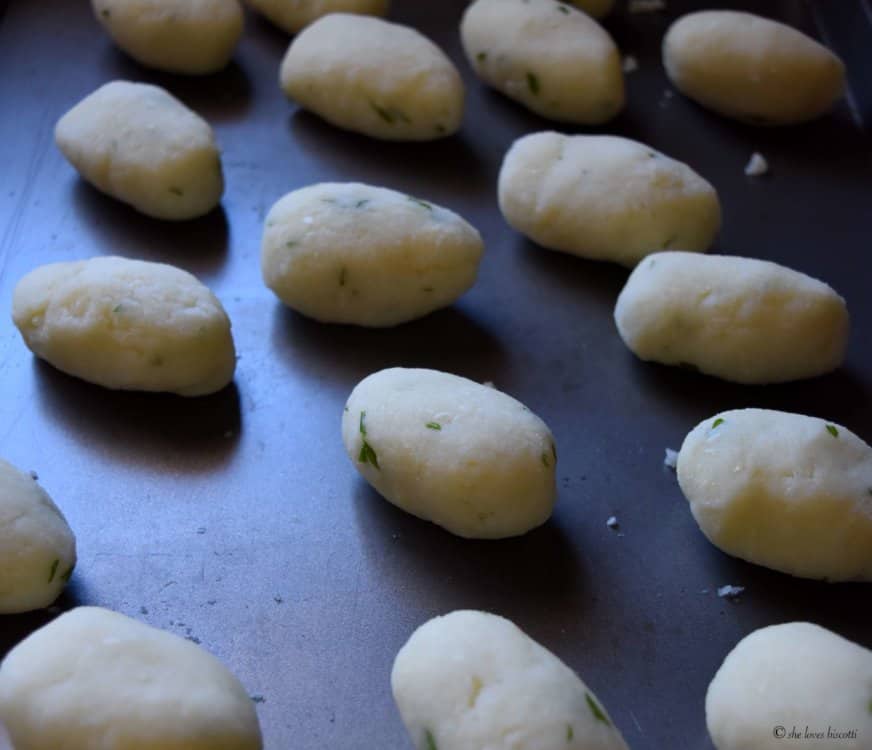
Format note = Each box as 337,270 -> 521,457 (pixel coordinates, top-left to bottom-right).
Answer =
426,422 -> 442,431
712,418 -> 725,429
321,197 -> 337,205
286,240 -> 299,249
557,3 -> 570,13
407,195 -> 433,211
422,286 -> 434,293
169,186 -> 184,196
541,452 -> 551,468
526,72 -> 540,95
101,8 -> 111,18
585,692 -> 611,726
339,267 -> 348,287
425,730 -> 438,750
477,51 -> 488,63
48,559 -> 59,584
355,199 -> 370,209
566,724 -> 574,741
359,410 -> 368,436
826,424 -> 839,438
358,411 -> 380,469
369,101 -> 411,124
60,563 -> 74,583
112,304 -> 123,313
551,441 -> 557,462
151,354 -> 164,367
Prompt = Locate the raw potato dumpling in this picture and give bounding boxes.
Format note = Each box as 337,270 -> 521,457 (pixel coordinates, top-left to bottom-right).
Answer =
0,607 -> 262,750
0,459 -> 76,615
55,81 -> 223,220
568,0 -> 615,20
392,610 -> 629,750
279,14 -> 464,140
243,0 -> 389,34
92,0 -> 243,75
663,11 -> 845,125
614,252 -> 849,384
498,132 -> 720,266
342,368 -> 557,539
13,257 -> 236,397
261,183 -> 484,327
677,409 -> 872,582
460,0 -> 623,124
706,623 -> 872,749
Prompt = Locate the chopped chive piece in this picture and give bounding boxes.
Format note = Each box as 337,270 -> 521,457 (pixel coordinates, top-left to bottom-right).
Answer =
826,424 -> 839,438
585,692 -> 610,726
358,441 -> 380,469
112,304 -> 123,313
526,72 -> 540,95
426,422 -> 442,431
359,411 -> 367,436
339,267 -> 348,286
476,51 -> 487,63
48,559 -> 60,583
343,405 -> 349,413
60,563 -> 74,583
712,418 -> 725,429
407,195 -> 433,211
321,197 -> 337,205
286,240 -> 299,248
541,452 -> 551,467
355,199 -> 370,208
424,730 -> 438,750
370,101 -> 394,123
557,3 -> 570,13
566,724 -> 574,741
169,186 -> 184,196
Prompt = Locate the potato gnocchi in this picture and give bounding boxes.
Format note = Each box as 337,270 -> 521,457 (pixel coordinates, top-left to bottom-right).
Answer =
498,132 -> 720,266
55,81 -> 224,220
461,0 -> 623,125
677,409 -> 872,582
342,368 -> 557,539
261,183 -> 484,327
13,256 -> 236,397
614,252 -> 849,384
243,0 -> 389,34
280,14 -> 464,140
392,610 -> 629,750
663,11 -> 846,125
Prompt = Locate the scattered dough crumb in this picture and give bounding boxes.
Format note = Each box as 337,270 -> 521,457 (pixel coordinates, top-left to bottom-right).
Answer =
664,448 -> 678,469
628,0 -> 665,13
744,152 -> 769,177
717,584 -> 745,599
622,55 -> 639,73
606,516 -> 619,529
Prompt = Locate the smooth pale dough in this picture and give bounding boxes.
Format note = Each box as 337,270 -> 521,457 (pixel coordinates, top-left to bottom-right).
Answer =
12,256 -> 236,397
460,0 -> 623,125
392,610 -> 629,750
92,0 -> 243,75
0,607 -> 262,750
614,252 -> 849,384
243,0 -> 389,34
342,368 -> 557,539
55,81 -> 223,220
279,14 -> 464,141
677,409 -> 872,582
261,183 -> 484,327
663,11 -> 845,125
498,132 -> 720,266
706,623 -> 872,750
0,459 -> 75,615
568,0 -> 615,19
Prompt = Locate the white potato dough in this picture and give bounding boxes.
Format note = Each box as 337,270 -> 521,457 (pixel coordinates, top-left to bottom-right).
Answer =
568,0 -> 615,19
243,0 -> 389,34
0,607 -> 262,750
280,14 -> 463,140
342,368 -> 557,538
55,81 -> 223,220
0,459 -> 75,615
707,623 -> 872,750
460,0 -> 623,125
92,0 -> 243,75
261,183 -> 484,327
663,11 -> 845,125
13,256 -> 236,397
392,610 -> 629,750
614,252 -> 849,383
677,409 -> 872,581
499,132 -> 721,266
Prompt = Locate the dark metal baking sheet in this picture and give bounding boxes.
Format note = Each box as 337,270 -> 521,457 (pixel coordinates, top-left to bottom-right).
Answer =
1,2 -> 870,748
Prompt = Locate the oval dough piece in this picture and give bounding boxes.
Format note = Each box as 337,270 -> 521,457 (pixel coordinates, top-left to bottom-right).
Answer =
498,132 -> 720,266
0,459 -> 76,615
55,81 -> 224,220
460,0 -> 623,124
243,0 -> 389,34
342,368 -> 557,539
12,256 -> 236,397
392,610 -> 629,750
261,183 -> 484,327
92,0 -> 243,75
279,14 -> 464,141
677,409 -> 872,582
0,607 -> 262,750
614,252 -> 849,384
568,0 -> 615,20
663,11 -> 845,125
706,623 -> 872,750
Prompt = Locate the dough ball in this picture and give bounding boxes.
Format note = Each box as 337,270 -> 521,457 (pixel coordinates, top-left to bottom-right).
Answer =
12,256 -> 236,397
663,11 -> 845,125
261,182 -> 484,327
706,622 -> 872,749
279,14 -> 464,141
0,607 -> 262,750
614,252 -> 849,384
242,0 -> 389,34
392,610 -> 629,750
460,0 -> 623,124
342,368 -> 557,539
55,81 -> 224,220
92,0 -> 243,74
498,132 -> 720,267
677,409 -> 872,582
0,459 -> 76,615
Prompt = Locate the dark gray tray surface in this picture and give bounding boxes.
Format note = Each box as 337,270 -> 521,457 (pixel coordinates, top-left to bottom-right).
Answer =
1,2 -> 870,749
